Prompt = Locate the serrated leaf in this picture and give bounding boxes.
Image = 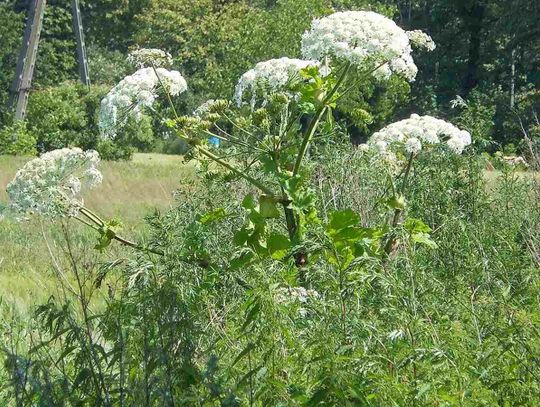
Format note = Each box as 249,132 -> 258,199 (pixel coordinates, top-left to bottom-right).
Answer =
232,342 -> 256,367
385,195 -> 406,210
242,194 -> 257,210
73,368 -> 92,388
230,248 -> 255,270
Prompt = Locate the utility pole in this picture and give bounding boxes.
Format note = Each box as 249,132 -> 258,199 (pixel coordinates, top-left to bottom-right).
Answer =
71,0 -> 90,87
10,0 -> 47,121
9,0 -> 90,120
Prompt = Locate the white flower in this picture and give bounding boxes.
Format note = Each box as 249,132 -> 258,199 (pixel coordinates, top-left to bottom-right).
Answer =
375,140 -> 388,153
127,48 -> 173,68
99,67 -> 187,138
406,30 -> 436,51
234,57 -> 322,108
369,114 -> 472,155
6,148 -> 102,218
358,143 -> 370,153
302,11 -> 432,82
193,99 -> 216,117
274,286 -> 320,316
405,137 -> 422,154
450,95 -> 468,109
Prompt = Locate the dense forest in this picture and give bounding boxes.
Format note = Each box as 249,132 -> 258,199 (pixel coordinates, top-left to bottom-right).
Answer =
0,0 -> 539,156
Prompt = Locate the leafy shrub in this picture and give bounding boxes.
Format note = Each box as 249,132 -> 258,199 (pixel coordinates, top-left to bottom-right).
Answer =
26,83 -> 155,160
452,90 -> 496,151
0,121 -> 37,156
0,4 -> 24,123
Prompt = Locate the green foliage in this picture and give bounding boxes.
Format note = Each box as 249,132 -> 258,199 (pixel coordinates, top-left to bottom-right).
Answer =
0,121 -> 37,156
26,83 -> 155,160
453,91 -> 496,150
4,147 -> 540,405
33,1 -> 79,86
0,4 -> 24,123
2,1 -> 540,405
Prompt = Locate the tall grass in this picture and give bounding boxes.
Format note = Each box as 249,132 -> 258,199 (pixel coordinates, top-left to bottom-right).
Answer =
0,153 -> 195,312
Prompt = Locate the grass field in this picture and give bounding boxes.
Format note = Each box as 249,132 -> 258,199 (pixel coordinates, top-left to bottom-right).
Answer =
0,153 -> 195,312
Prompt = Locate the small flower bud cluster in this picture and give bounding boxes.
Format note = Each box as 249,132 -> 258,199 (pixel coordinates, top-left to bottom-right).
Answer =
6,148 -> 102,218
406,30 -> 436,52
127,48 -> 173,68
362,114 -> 472,157
275,286 -> 320,304
234,57 -> 322,109
193,99 -> 228,122
99,67 -> 187,138
275,286 -> 320,317
301,11 -> 434,82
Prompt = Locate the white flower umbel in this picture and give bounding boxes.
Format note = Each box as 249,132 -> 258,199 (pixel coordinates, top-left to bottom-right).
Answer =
301,11 -> 434,81
127,48 -> 173,69
274,286 -> 320,316
275,286 -> 320,304
193,99 -> 216,117
368,114 -> 472,155
406,30 -> 436,52
6,148 -> 102,218
234,57 -> 322,108
99,67 -> 187,138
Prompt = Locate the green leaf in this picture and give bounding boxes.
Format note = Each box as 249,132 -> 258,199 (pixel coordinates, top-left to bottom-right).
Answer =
259,195 -> 281,219
404,217 -> 432,234
412,232 -> 438,249
241,300 -> 261,332
232,342 -> 256,367
198,208 -> 228,225
327,209 -> 360,236
233,227 -> 251,246
230,248 -> 255,270
416,383 -> 431,399
267,233 -> 291,260
73,368 -> 92,388
242,194 -> 257,210
385,195 -> 406,210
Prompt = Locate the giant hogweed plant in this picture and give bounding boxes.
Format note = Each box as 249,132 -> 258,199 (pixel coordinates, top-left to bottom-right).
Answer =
0,10 -> 477,405
1,11 -> 470,283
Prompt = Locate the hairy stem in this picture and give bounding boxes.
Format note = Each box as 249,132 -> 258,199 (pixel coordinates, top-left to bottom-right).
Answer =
384,153 -> 415,256
77,207 -> 164,256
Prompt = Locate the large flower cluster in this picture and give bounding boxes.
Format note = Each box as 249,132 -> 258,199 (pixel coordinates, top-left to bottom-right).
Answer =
99,67 -> 187,138
301,11 -> 433,81
234,57 -> 321,108
6,148 -> 102,218
127,48 -> 173,68
366,114 -> 472,156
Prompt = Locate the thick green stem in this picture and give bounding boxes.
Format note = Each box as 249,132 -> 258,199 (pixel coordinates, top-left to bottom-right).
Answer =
293,62 -> 351,176
384,154 -> 415,256
292,105 -> 327,176
194,144 -> 275,196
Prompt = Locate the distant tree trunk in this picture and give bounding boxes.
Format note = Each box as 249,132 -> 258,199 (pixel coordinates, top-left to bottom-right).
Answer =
461,2 -> 486,94
510,48 -> 516,109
